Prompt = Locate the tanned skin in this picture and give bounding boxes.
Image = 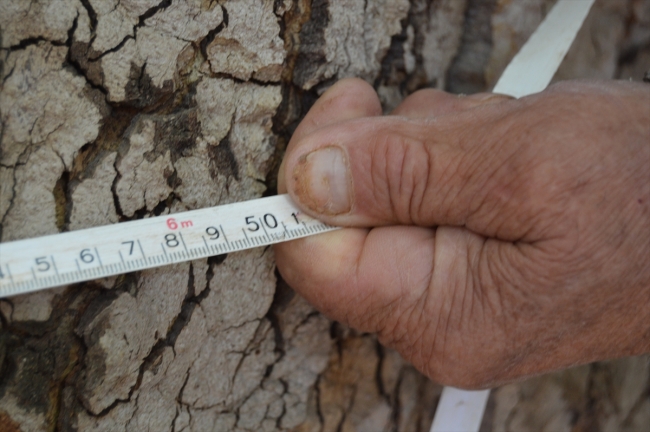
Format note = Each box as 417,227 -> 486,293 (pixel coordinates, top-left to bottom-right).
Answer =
274,78 -> 650,388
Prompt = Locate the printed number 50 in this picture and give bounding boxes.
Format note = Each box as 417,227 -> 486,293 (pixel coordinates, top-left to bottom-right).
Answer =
245,214 -> 278,232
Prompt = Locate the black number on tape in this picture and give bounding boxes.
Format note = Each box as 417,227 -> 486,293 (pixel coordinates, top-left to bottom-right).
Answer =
35,257 -> 50,272
263,214 -> 278,229
245,216 -> 260,232
80,249 -> 95,264
206,226 -> 220,240
165,234 -> 179,248
122,241 -> 135,255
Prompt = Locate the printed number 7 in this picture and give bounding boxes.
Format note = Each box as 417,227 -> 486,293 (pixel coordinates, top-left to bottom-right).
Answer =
122,241 -> 135,255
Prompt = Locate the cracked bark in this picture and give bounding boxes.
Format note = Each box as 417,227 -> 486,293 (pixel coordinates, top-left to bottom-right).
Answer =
1,0 -> 649,431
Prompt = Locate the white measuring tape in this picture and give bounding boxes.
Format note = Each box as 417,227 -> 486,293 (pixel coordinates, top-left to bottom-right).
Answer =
0,0 -> 594,429
0,195 -> 337,297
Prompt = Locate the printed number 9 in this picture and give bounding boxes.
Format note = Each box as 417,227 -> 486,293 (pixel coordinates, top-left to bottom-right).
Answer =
206,227 -> 220,240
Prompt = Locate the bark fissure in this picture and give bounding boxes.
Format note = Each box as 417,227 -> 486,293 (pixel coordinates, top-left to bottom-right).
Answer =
87,1 -> 173,62
78,0 -> 98,34
199,5 -> 228,60
6,37 -> 67,51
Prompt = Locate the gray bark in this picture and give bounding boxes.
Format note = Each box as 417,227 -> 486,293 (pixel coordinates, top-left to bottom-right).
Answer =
0,0 -> 648,431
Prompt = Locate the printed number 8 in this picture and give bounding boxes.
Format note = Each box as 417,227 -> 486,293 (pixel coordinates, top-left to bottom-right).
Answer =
165,234 -> 179,248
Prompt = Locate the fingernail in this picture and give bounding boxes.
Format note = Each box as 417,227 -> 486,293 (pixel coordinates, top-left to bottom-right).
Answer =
293,146 -> 352,215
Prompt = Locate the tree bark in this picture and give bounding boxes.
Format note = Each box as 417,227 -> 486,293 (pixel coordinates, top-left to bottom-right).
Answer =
0,0 -> 648,431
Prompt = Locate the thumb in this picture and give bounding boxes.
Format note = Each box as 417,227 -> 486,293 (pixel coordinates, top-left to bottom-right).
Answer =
283,99 -> 536,239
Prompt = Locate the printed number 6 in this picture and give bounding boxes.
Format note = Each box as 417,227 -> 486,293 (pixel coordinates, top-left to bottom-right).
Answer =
80,249 -> 94,264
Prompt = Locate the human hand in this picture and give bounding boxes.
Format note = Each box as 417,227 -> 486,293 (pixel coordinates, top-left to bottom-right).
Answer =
274,78 -> 650,388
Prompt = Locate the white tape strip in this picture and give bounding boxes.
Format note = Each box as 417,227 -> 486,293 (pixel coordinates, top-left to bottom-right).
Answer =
430,388 -> 490,432
0,194 -> 337,298
493,0 -> 595,98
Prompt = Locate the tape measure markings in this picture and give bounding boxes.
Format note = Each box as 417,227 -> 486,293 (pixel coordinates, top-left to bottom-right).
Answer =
0,194 -> 338,298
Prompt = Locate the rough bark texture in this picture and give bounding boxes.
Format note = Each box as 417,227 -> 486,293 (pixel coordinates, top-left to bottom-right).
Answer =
0,0 -> 649,431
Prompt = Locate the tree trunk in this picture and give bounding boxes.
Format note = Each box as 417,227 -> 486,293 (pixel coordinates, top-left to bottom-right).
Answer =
0,0 -> 648,431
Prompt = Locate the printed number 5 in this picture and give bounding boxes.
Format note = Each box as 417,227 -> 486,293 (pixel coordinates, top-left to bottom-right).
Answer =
35,257 -> 50,272
245,216 -> 260,232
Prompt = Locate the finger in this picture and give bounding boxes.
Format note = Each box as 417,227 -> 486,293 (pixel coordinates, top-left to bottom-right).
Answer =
275,221 -> 511,387
275,78 -> 383,317
392,89 -> 514,118
275,225 -> 438,334
278,78 -> 382,194
282,97 -> 547,241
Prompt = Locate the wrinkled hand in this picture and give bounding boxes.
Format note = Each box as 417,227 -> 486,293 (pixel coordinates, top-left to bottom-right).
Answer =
274,78 -> 650,388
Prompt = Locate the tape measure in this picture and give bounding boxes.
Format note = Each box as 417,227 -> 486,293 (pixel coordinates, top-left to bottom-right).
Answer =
0,195 -> 337,297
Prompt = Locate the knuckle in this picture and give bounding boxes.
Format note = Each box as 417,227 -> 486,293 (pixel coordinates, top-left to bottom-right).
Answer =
368,128 -> 433,224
